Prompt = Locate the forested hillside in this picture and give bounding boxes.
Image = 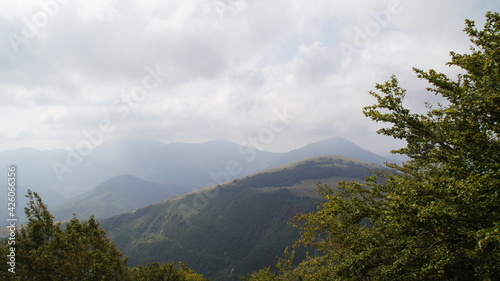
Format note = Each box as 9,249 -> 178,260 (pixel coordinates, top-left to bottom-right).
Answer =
100,155 -> 380,280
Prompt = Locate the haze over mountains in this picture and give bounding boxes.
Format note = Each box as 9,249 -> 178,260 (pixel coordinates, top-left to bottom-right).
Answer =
0,136 -> 393,223
52,175 -> 188,221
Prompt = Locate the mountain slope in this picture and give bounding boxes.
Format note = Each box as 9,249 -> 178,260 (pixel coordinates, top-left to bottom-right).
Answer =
100,155 -> 383,280
52,174 -> 187,221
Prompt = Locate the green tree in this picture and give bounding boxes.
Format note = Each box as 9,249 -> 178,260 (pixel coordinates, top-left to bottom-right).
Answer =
0,190 -> 207,281
246,11 -> 500,281
0,190 -> 129,280
128,262 -> 208,281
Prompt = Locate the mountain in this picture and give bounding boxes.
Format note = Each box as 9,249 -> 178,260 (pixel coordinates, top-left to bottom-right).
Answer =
51,138 -> 283,197
0,136 -> 391,224
270,136 -> 391,167
0,138 -> 281,208
100,155 -> 383,280
52,174 -> 188,221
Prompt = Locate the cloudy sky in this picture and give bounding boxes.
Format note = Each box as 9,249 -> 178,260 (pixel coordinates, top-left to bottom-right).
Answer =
0,0 -> 498,154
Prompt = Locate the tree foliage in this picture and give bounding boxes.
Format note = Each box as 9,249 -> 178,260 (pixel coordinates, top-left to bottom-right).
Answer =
246,11 -> 500,281
128,262 -> 208,281
0,190 -> 207,281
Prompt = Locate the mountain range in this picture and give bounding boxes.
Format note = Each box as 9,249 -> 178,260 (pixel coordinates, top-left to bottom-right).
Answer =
0,136 -> 392,223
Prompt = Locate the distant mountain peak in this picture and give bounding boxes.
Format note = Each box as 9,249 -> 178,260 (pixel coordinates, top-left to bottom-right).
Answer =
98,174 -> 148,186
204,138 -> 235,145
270,136 -> 389,167
297,136 -> 355,149
95,137 -> 167,149
207,138 -> 232,143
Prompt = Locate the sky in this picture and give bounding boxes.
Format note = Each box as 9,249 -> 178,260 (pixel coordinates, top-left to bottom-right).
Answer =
0,0 -> 498,155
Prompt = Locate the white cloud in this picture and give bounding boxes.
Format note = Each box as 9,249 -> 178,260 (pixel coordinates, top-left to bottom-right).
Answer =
0,0 -> 498,153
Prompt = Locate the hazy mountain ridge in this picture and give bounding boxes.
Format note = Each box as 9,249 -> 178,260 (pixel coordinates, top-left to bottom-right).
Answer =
52,174 -> 189,221
270,137 -> 390,167
0,136 -> 390,224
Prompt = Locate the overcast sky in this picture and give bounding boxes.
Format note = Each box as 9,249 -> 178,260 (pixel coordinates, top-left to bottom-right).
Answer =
0,0 -> 497,154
